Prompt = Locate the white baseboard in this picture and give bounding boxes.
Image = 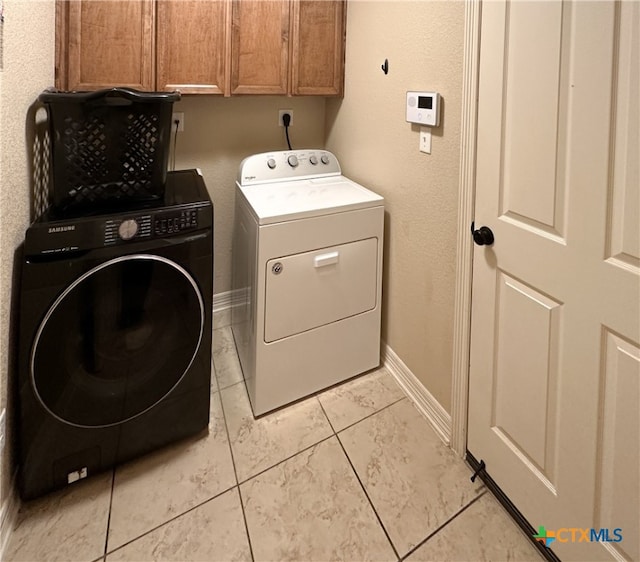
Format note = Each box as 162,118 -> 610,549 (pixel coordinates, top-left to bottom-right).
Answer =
212,289 -> 244,312
212,290 -> 244,330
0,474 -> 19,559
382,342 -> 452,446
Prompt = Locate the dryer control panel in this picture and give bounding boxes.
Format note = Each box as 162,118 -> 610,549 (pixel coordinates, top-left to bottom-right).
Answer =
238,150 -> 342,186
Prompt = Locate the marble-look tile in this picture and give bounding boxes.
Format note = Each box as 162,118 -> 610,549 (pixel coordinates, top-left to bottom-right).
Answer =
318,367 -> 406,431
240,436 -> 396,562
107,392 -> 236,550
4,471 -> 112,562
212,326 -> 244,389
107,488 -> 251,562
339,400 -> 484,557
221,382 -> 333,482
406,493 -> 544,561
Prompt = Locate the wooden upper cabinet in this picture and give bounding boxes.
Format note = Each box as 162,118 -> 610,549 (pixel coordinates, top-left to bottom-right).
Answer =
291,0 -> 346,96
231,0 -> 290,95
157,0 -> 231,94
64,0 -> 155,91
56,0 -> 345,96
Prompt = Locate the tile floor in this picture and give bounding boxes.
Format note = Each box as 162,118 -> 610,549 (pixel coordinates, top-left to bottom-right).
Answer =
5,325 -> 543,562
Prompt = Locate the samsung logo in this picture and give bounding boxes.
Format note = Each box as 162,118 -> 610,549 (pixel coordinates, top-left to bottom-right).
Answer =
48,225 -> 75,233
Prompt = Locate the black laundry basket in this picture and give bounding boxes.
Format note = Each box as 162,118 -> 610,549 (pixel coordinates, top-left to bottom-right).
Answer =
39,88 -> 180,215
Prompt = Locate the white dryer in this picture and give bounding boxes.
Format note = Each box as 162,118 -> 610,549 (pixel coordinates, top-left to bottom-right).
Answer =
231,150 -> 384,415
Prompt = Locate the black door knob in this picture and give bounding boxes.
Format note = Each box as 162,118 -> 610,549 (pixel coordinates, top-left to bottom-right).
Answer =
471,223 -> 494,246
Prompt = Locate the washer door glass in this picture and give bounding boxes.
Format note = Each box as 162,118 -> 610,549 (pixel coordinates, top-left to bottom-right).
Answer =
31,255 -> 204,428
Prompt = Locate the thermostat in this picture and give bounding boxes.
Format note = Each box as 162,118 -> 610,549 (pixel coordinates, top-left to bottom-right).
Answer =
406,91 -> 440,127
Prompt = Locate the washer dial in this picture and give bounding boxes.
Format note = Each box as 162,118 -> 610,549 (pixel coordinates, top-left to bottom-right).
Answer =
118,219 -> 139,240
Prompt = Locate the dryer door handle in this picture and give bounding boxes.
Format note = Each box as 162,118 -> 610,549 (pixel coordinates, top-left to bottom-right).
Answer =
314,251 -> 339,268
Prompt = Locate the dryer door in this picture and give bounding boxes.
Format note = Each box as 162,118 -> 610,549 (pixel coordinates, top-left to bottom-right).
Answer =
264,237 -> 378,342
31,254 -> 204,428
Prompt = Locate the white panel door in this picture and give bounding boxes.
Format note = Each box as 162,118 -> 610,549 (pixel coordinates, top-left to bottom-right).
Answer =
467,2 -> 639,561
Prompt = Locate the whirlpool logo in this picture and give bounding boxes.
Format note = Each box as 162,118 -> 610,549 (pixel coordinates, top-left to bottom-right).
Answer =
534,526 -> 623,547
48,225 -> 75,233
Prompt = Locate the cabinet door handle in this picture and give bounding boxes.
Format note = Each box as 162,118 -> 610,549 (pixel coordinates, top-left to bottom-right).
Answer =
314,251 -> 339,268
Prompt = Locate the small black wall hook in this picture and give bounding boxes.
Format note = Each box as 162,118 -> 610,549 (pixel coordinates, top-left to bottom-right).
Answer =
381,59 -> 389,75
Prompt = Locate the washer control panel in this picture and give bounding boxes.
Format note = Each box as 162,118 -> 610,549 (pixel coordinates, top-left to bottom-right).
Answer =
26,169 -> 213,256
153,209 -> 199,236
105,215 -> 152,245
103,209 -> 199,245
238,149 -> 341,186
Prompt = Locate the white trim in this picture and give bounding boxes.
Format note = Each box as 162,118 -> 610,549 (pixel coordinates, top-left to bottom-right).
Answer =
212,289 -> 245,329
451,0 -> 482,458
383,342 -> 451,446
0,473 -> 20,559
212,289 -> 244,312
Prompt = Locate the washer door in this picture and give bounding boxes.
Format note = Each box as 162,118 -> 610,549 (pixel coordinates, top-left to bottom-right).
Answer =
31,254 -> 204,428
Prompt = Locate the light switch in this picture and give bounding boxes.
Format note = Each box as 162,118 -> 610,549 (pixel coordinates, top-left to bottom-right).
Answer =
419,127 -> 432,154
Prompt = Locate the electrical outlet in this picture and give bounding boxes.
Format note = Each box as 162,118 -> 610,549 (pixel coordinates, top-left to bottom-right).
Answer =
172,112 -> 185,132
278,109 -> 293,127
419,127 -> 432,154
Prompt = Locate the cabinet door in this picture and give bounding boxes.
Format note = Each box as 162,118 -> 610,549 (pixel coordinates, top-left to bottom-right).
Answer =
157,0 -> 230,95
230,0 -> 290,95
290,0 -> 345,96
66,0 -> 154,91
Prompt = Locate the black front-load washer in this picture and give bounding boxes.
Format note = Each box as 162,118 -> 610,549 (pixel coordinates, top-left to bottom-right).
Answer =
17,169 -> 213,499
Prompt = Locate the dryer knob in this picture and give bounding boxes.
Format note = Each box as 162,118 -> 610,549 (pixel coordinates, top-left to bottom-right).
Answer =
267,158 -> 276,169
287,155 -> 299,168
118,219 -> 139,240
320,154 -> 330,165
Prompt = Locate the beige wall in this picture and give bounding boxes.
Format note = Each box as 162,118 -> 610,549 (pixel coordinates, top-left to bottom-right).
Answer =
173,95 -> 326,293
0,0 -> 55,525
325,1 -> 465,412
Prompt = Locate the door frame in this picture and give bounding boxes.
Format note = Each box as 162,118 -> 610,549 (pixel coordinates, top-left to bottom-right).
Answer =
451,0 -> 482,457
